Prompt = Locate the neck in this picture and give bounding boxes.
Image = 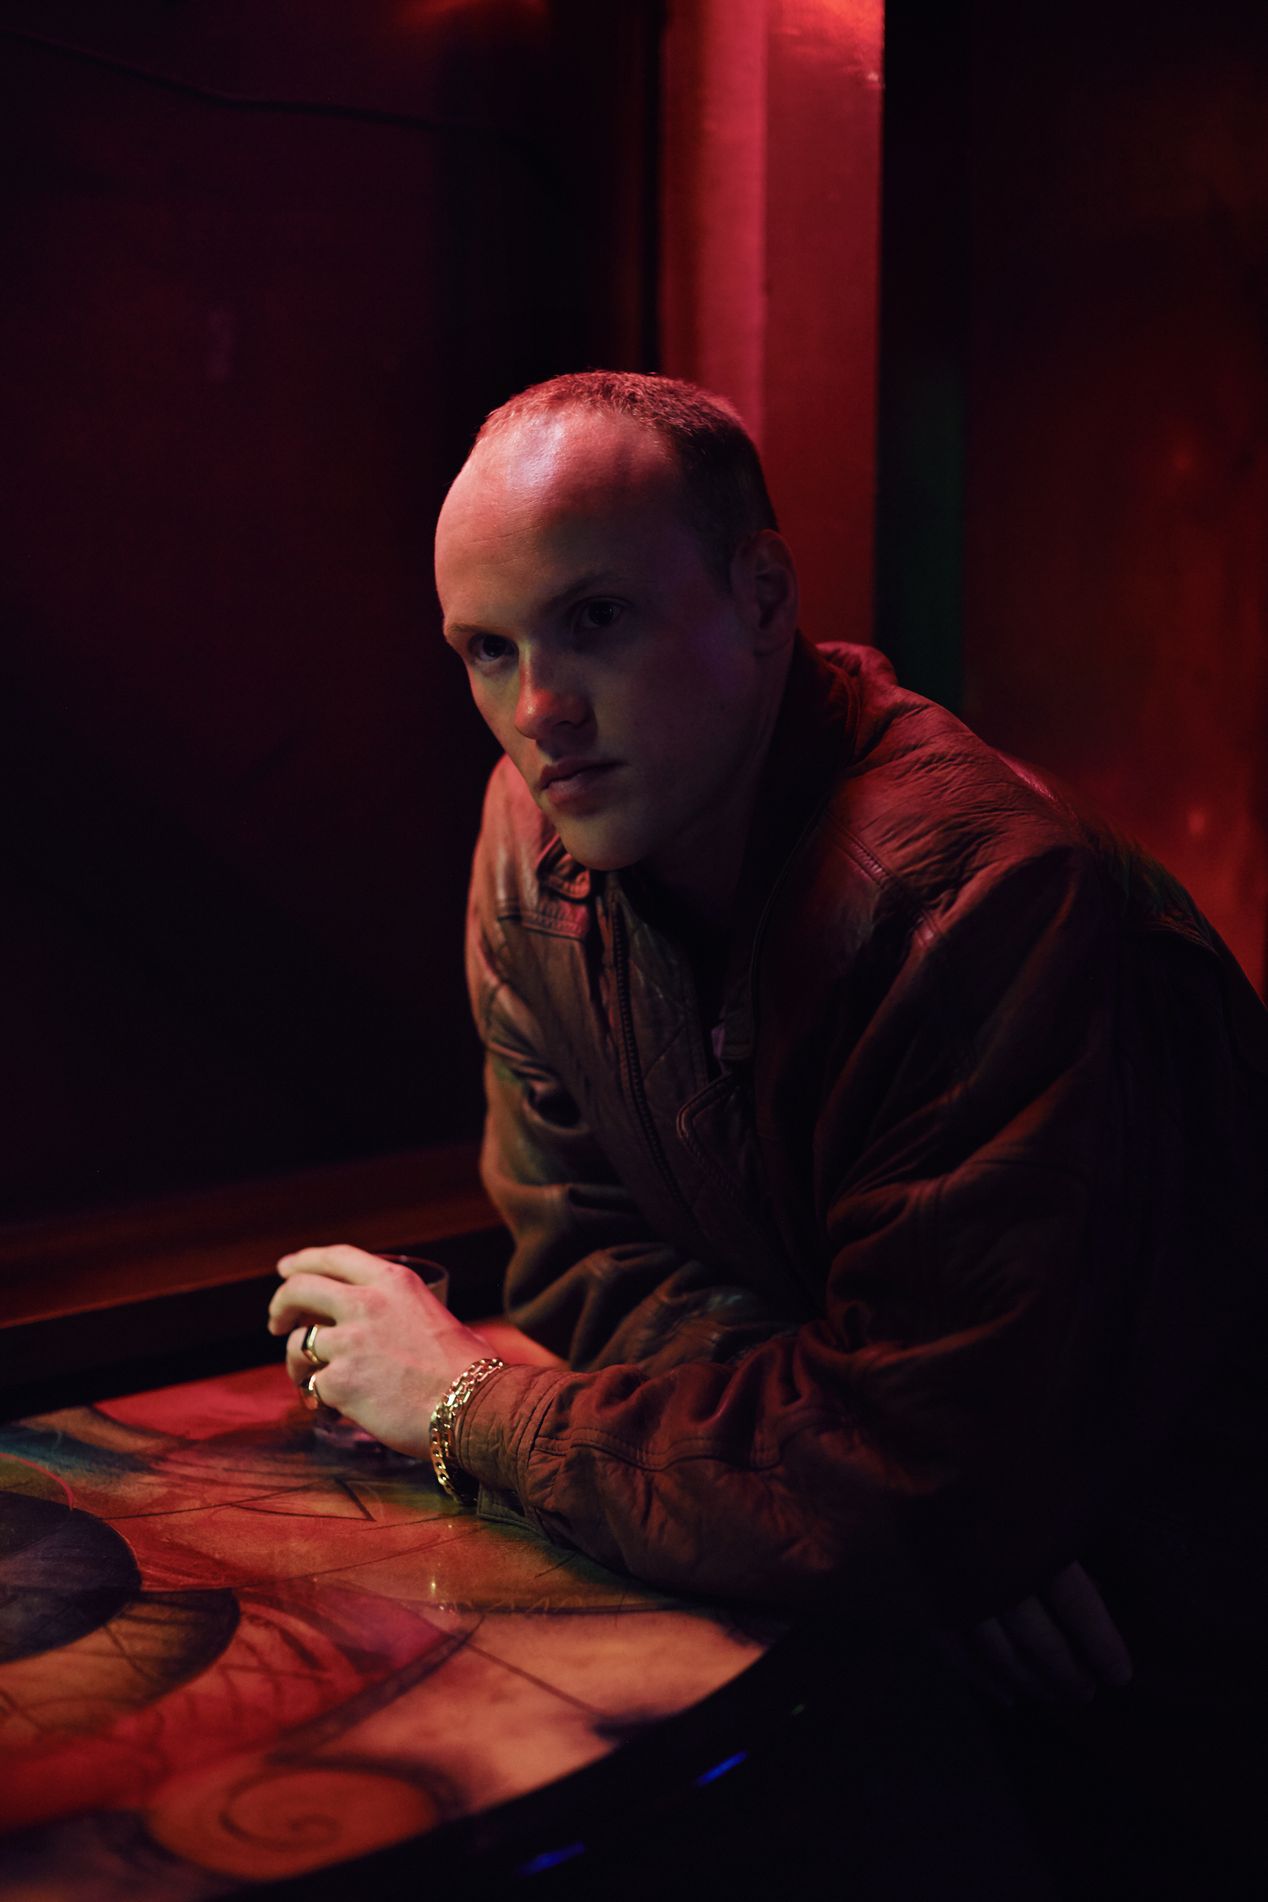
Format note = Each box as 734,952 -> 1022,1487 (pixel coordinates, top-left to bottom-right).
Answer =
640,828 -> 748,935
639,638 -> 794,931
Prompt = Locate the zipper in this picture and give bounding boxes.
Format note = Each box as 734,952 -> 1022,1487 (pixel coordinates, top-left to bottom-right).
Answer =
611,901 -> 697,1222
736,790 -> 835,1057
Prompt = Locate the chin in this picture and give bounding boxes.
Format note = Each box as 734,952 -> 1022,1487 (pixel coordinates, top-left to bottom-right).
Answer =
560,841 -> 640,875
554,819 -> 646,875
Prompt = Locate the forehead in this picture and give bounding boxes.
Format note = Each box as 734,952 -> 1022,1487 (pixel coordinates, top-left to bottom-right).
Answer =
435,410 -> 702,615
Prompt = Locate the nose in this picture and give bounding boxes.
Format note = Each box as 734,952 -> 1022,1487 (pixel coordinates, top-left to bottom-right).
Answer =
513,651 -> 591,744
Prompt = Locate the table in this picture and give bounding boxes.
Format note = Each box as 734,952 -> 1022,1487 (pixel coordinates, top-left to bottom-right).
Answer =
0,1362 -> 787,1899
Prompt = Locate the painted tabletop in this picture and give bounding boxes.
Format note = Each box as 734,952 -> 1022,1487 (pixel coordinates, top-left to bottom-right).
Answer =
0,1362 -> 775,1898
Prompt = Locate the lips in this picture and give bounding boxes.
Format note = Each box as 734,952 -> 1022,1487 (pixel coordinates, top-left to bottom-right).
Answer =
538,759 -> 619,808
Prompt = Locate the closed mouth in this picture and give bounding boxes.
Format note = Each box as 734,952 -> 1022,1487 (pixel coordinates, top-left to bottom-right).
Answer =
539,760 -> 618,794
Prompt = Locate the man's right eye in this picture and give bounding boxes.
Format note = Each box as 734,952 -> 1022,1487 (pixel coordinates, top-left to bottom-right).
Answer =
468,634 -> 514,666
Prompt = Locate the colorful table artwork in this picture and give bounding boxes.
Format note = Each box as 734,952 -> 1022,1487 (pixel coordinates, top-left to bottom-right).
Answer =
0,1364 -> 772,1898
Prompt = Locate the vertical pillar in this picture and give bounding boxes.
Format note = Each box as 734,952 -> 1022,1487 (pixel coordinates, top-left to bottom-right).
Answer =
659,0 -> 883,647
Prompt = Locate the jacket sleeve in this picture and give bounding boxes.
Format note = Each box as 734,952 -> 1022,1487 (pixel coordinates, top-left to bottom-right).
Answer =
457,839 -> 1268,1618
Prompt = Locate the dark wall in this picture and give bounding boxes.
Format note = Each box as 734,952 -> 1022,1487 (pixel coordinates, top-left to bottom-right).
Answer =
960,0 -> 1268,991
0,1 -> 659,1222
877,0 -> 1268,992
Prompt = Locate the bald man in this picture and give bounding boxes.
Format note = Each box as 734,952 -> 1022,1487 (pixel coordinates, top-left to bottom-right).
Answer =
270,373 -> 1266,1891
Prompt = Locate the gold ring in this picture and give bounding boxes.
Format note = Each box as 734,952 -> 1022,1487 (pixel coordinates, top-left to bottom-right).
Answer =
302,1371 -> 322,1410
302,1323 -> 326,1367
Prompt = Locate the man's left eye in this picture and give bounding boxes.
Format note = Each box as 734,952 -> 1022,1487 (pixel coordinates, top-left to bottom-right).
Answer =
577,599 -> 624,632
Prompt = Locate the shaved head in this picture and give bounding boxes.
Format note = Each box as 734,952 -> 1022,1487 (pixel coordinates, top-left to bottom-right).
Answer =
469,370 -> 777,586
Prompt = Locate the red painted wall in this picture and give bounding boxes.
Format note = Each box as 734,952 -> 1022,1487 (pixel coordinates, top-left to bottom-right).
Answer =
962,0 -> 1268,993
660,0 -> 884,649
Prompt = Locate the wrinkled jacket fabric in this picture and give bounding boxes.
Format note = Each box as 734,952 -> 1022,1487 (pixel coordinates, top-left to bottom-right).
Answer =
453,638 -> 1267,1695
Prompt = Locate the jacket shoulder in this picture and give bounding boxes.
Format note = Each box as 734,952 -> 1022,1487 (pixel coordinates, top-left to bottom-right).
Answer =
814,644 -> 1217,947
818,651 -> 1093,910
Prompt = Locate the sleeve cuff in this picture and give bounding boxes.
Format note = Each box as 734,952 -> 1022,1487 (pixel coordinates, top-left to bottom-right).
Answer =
450,1361 -> 570,1530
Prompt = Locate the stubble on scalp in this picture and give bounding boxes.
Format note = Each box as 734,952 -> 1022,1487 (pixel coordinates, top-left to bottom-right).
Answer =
468,370 -> 778,588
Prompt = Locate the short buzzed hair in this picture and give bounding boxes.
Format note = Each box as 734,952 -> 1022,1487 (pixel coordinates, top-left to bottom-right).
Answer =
474,371 -> 778,587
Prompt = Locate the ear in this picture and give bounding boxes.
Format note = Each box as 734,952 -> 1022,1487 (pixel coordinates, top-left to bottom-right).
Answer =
730,530 -> 799,655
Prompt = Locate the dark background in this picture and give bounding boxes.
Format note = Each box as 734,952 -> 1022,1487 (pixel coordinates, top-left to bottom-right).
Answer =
1,0 -> 660,1222
2,0 -> 1266,1230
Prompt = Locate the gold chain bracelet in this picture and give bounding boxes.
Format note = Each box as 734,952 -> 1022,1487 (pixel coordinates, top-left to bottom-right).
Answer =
428,1357 -> 505,1505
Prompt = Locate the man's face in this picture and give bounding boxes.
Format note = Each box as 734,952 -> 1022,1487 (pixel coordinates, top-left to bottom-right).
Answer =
435,409 -> 787,895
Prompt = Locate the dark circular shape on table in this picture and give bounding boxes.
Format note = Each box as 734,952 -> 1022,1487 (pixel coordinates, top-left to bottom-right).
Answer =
0,1491 -> 141,1662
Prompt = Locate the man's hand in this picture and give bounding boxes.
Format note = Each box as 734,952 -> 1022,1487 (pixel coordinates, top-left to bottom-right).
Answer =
267,1244 -> 498,1459
958,1560 -> 1134,1705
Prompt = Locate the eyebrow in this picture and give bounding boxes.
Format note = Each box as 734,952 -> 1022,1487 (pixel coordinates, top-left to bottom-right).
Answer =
444,570 -> 629,643
541,569 -> 628,610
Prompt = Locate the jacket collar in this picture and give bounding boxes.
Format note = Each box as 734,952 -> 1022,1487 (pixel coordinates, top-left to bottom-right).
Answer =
536,831 -> 594,902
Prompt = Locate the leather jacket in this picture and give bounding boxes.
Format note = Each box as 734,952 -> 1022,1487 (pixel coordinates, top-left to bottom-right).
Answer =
453,637 -> 1267,1688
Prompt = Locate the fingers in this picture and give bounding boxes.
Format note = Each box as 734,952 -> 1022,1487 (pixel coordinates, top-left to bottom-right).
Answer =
965,1562 -> 1134,1708
969,1615 -> 1051,1705
1045,1561 -> 1133,1689
267,1270 -> 355,1336
277,1244 -> 396,1286
943,1625 -> 1018,1707
283,1321 -> 354,1414
284,1321 -> 340,1385
970,1601 -> 1095,1703
998,1595 -> 1098,1701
